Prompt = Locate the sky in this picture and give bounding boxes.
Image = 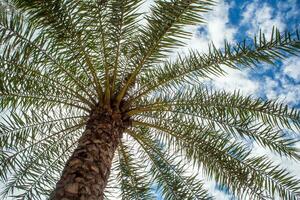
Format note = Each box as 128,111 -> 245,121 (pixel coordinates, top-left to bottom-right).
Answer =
206,0 -> 300,107
141,0 -> 300,199
161,0 -> 300,199
0,0 -> 299,199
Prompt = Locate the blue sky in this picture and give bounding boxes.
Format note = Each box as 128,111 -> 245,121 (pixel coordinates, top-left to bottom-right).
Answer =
181,0 -> 300,199
199,0 -> 300,107
146,0 -> 300,199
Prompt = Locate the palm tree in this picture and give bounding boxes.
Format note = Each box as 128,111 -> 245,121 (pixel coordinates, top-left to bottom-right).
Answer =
1,0 -> 300,199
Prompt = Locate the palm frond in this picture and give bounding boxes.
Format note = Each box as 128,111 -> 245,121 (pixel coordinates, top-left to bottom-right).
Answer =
128,87 -> 300,161
0,109 -> 87,148
115,0 -> 214,105
0,6 -> 97,105
130,86 -> 300,133
109,0 -> 144,95
2,138 -> 79,200
0,121 -> 84,199
133,113 -> 300,161
130,28 -> 300,103
131,119 -> 300,200
0,51 -> 93,110
1,1 -> 300,199
116,141 -> 153,199
126,128 -> 212,200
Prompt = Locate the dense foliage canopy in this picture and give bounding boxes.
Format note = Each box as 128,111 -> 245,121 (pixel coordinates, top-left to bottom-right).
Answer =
0,0 -> 300,199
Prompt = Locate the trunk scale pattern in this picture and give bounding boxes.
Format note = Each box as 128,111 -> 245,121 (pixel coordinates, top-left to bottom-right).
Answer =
53,107 -> 131,200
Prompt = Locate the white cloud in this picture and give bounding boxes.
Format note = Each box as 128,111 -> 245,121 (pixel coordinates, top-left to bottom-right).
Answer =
138,0 -> 155,25
264,77 -> 280,100
277,0 -> 300,19
278,86 -> 300,105
176,0 -> 237,55
178,0 -> 261,98
242,0 -> 286,37
283,56 -> 300,80
251,141 -> 300,180
137,1 -> 300,200
205,1 -> 237,48
269,81 -> 300,106
260,56 -> 300,106
211,67 -> 260,95
204,180 -> 233,200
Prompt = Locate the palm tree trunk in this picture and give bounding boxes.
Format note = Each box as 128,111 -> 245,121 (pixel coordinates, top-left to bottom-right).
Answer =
53,109 -> 130,200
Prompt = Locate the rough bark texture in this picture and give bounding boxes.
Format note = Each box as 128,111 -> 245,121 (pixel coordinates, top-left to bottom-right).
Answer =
53,107 -> 131,200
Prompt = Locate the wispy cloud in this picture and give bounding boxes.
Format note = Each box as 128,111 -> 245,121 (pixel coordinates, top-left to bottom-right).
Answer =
185,0 -> 300,199
182,0 -> 237,53
283,56 -> 300,81
241,0 -> 286,36
262,56 -> 300,106
211,67 -> 259,95
139,0 -> 300,199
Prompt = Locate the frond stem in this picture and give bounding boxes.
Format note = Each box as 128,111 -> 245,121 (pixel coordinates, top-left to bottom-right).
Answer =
115,1 -> 194,106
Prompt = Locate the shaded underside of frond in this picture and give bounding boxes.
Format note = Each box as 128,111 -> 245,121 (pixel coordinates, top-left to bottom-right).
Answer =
130,117 -> 300,199
126,128 -> 212,200
116,141 -> 153,199
0,110 -> 86,199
